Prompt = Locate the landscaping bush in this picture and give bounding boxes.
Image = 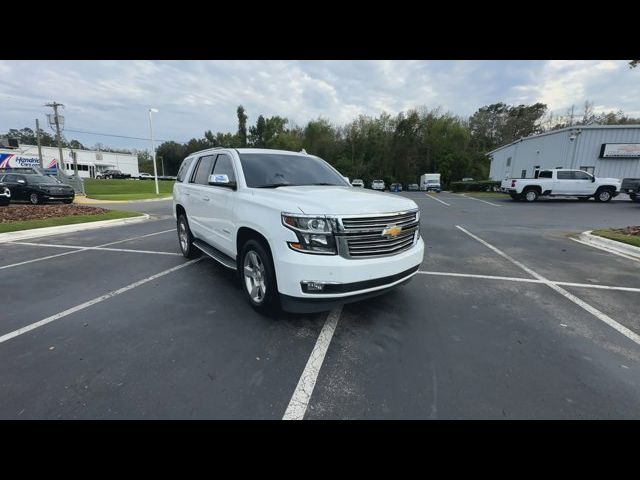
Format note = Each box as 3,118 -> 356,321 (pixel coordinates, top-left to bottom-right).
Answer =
450,180 -> 501,192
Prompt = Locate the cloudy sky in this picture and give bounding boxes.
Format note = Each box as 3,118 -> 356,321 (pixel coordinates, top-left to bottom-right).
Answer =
1,60 -> 638,151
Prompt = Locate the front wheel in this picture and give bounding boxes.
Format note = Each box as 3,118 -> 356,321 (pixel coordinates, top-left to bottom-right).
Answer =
240,239 -> 280,314
595,188 -> 613,203
630,193 -> 639,203
29,193 -> 41,205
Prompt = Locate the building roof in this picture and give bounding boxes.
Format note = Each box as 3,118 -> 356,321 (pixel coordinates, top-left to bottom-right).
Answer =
487,124 -> 640,156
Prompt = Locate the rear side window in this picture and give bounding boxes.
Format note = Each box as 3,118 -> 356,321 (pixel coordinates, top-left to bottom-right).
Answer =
176,157 -> 194,182
191,155 -> 216,185
557,171 -> 572,180
538,171 -> 552,179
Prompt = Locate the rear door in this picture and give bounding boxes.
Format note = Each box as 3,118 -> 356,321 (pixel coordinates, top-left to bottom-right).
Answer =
186,154 -> 216,239
553,170 -> 578,194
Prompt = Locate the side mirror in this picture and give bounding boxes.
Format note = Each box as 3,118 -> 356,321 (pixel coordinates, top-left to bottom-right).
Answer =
208,174 -> 236,190
591,176 -> 595,182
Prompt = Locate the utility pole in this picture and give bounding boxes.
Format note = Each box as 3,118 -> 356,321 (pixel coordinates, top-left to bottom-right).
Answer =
35,118 -> 43,168
45,102 -> 65,179
149,108 -> 159,195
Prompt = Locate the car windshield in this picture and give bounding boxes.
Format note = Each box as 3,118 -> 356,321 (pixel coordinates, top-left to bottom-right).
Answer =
238,153 -> 349,188
27,175 -> 61,185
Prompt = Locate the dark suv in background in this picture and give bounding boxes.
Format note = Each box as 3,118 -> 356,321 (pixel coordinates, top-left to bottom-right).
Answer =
97,169 -> 131,179
0,173 -> 75,204
621,178 -> 640,202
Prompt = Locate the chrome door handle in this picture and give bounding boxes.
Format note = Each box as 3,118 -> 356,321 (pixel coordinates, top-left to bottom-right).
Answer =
184,192 -> 191,196
203,197 -> 210,201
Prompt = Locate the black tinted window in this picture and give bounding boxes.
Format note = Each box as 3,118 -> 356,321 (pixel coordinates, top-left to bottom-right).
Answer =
212,154 -> 236,183
557,171 -> 572,180
3,174 -> 16,182
573,171 -> 590,180
177,157 -> 194,182
238,153 -> 348,188
538,171 -> 552,178
192,155 -> 216,185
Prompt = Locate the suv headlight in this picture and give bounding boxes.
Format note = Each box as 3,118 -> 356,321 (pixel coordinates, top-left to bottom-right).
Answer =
281,213 -> 337,255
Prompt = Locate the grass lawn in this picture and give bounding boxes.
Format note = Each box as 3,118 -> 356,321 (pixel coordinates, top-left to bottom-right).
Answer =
591,228 -> 640,248
453,191 -> 507,199
84,179 -> 174,200
0,210 -> 142,233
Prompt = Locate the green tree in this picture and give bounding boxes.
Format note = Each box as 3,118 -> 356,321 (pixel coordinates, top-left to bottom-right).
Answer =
236,105 -> 248,147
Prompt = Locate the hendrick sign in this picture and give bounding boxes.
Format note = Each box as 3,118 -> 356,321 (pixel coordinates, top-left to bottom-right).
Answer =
600,143 -> 640,158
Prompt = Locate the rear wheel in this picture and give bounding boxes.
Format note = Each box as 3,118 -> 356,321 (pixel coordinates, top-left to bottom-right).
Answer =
595,188 -> 613,203
523,188 -> 539,202
240,239 -> 280,314
177,214 -> 201,259
630,193 -> 639,203
29,193 -> 41,205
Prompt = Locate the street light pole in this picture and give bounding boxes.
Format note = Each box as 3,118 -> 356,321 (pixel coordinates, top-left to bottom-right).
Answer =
149,108 -> 159,195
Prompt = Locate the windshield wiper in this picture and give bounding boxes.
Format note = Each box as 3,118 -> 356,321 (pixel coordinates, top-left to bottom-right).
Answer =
307,182 -> 339,186
254,183 -> 297,188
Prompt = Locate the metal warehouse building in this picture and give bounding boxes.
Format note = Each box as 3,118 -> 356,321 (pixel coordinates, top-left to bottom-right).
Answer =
488,125 -> 640,181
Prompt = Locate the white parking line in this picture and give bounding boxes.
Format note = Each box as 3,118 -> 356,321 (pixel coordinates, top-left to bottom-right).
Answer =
423,194 -> 451,206
460,194 -> 502,207
416,270 -> 640,293
0,229 -> 176,270
0,259 -> 201,345
283,306 -> 343,420
8,241 -> 181,256
455,225 -> 640,347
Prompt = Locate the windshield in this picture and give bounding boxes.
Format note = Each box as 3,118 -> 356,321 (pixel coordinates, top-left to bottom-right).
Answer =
238,153 -> 349,188
427,180 -> 439,183
27,176 -> 61,185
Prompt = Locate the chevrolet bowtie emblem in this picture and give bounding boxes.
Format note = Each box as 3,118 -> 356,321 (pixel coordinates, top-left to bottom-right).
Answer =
382,225 -> 402,237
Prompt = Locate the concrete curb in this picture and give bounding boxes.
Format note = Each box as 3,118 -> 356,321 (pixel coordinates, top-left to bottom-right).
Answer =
578,230 -> 640,262
74,196 -> 172,204
0,214 -> 151,243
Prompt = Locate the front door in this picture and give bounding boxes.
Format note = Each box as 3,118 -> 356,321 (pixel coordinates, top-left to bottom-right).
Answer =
554,170 -> 579,194
2,174 -> 27,200
572,170 -> 594,194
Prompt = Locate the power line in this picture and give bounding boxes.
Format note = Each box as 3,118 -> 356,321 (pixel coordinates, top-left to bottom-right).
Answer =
64,128 -> 178,143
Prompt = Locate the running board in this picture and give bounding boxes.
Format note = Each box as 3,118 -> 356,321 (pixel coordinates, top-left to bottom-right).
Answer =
193,239 -> 237,270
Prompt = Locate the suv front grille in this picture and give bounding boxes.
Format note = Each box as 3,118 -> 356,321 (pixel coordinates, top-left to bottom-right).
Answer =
337,210 -> 419,258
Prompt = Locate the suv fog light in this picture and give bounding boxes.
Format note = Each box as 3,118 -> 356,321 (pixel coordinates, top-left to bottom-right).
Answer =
301,281 -> 325,292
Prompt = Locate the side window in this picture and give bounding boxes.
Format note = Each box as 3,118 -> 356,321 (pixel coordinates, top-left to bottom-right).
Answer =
211,154 -> 236,183
538,171 -> 552,179
556,171 -> 572,180
573,171 -> 591,180
192,155 -> 216,185
3,174 -> 16,182
176,157 -> 194,182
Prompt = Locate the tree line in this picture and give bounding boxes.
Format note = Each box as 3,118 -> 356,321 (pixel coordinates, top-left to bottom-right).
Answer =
4,100 -> 639,187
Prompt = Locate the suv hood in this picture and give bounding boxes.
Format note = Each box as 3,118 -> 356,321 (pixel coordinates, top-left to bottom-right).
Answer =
251,186 -> 418,215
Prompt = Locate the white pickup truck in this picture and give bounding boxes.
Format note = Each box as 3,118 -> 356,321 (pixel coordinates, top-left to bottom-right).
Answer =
173,148 -> 424,314
501,169 -> 621,202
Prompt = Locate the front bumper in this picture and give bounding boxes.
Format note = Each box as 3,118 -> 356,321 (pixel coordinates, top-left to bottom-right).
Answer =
273,236 -> 425,305
42,193 -> 75,202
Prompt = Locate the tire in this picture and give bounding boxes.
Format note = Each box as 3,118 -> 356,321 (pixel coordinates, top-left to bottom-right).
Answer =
509,193 -> 521,201
177,214 -> 201,259
240,239 -> 280,314
523,188 -> 539,202
577,196 -> 589,202
594,188 -> 614,203
63,199 -> 73,204
630,193 -> 639,203
29,192 -> 41,205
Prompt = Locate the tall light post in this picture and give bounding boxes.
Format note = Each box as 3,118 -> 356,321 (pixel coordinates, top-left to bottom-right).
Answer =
149,108 -> 159,195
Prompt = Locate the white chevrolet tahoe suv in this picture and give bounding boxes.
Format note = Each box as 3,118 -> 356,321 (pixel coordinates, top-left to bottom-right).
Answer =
501,169 -> 621,202
173,148 -> 424,314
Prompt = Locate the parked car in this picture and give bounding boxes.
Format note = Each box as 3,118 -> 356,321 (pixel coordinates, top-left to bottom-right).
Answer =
351,178 -> 364,188
500,169 -> 621,202
407,183 -> 419,191
138,172 -> 154,180
97,169 -> 131,179
390,183 -> 403,192
371,179 -> 385,191
0,173 -> 75,204
0,182 -> 10,206
173,148 -> 424,314
621,178 -> 640,202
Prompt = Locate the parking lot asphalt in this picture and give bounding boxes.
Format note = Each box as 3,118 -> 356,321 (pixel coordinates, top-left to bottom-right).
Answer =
1,194 -> 640,419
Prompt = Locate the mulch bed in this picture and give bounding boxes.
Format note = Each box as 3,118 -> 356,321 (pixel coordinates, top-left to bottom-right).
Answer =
0,204 -> 109,223
610,226 -> 640,236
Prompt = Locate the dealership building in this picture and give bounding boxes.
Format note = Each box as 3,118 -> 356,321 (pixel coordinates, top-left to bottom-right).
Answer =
0,144 -> 139,179
488,125 -> 640,181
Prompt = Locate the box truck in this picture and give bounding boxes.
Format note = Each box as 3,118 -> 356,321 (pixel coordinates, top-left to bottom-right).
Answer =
420,173 -> 441,192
